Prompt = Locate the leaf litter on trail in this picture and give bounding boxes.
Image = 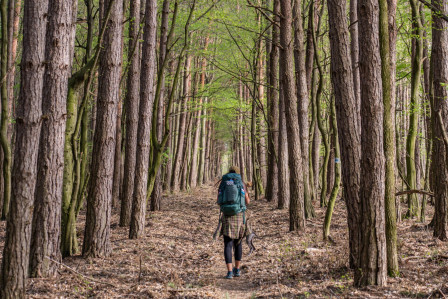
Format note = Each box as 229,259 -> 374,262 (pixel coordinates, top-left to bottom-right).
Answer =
0,184 -> 447,298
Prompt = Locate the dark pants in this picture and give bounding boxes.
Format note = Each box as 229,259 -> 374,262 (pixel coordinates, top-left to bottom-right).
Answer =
224,235 -> 242,264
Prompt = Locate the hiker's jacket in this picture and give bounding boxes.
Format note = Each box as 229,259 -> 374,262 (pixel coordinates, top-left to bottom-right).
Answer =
221,213 -> 245,239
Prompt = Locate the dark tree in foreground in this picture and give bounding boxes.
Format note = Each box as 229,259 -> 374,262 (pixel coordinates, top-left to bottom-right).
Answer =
83,0 -> 123,257
0,0 -> 48,296
356,0 -> 387,286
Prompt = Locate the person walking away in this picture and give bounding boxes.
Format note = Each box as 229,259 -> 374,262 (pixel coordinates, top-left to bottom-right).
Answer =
217,166 -> 250,279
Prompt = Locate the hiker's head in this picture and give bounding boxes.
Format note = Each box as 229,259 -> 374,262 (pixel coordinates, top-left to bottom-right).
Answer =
228,165 -> 240,174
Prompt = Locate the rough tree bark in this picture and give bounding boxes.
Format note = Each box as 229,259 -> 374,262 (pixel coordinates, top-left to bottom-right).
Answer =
129,0 -> 157,239
379,0 -> 399,276
327,0 -> 361,270
293,0 -> 314,218
0,0 -> 48,296
30,0 -> 75,277
432,0 -> 448,241
83,0 -> 123,257
265,0 -> 279,203
120,0 -> 141,227
356,0 -> 387,285
280,0 -> 305,231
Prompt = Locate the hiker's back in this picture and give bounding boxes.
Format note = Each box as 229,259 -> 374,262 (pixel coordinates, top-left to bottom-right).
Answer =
218,173 -> 246,216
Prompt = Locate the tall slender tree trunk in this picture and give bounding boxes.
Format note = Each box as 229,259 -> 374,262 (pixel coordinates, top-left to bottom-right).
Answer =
0,0 -> 48,296
129,0 -> 157,239
266,0 -> 279,203
327,0 -> 361,270
280,0 -> 305,231
151,0 -> 170,211
356,0 -> 387,285
293,0 -> 314,217
171,55 -> 191,191
30,0 -> 75,277
432,0 -> 448,241
406,0 -> 423,218
83,0 -> 123,257
379,0 -> 399,276
120,0 -> 141,226
0,0 -> 12,220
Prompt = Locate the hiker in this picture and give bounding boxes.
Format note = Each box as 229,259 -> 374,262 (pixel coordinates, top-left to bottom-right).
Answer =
216,166 -> 250,279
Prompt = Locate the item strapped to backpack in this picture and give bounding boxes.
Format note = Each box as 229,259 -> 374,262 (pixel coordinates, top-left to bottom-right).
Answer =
218,173 -> 246,223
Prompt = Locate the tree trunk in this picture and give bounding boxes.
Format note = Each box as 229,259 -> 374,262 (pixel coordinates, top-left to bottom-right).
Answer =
356,0 -> 387,285
265,0 -> 279,203
83,0 -> 123,257
406,0 -> 423,218
293,0 -> 313,217
323,98 -> 341,240
171,54 -> 191,191
129,0 -> 157,239
432,0 -> 448,241
30,0 -> 75,278
0,0 -> 12,220
379,0 -> 399,276
0,0 -> 48,296
150,0 -> 170,211
120,0 -> 141,226
327,0 -> 361,270
280,0 -> 305,231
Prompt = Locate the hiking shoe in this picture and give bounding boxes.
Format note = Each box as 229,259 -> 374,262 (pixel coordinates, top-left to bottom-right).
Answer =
225,271 -> 233,279
233,267 -> 241,277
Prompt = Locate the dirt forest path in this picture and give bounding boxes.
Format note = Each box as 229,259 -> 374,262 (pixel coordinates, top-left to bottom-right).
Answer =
14,184 -> 448,298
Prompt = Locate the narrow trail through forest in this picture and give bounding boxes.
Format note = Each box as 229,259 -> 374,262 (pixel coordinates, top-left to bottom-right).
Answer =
2,186 -> 446,298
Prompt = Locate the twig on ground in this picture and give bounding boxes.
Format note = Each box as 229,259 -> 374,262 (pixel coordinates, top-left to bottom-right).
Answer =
45,256 -> 116,287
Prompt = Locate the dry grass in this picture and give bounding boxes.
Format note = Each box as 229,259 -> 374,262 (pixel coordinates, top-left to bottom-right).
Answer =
0,184 -> 447,298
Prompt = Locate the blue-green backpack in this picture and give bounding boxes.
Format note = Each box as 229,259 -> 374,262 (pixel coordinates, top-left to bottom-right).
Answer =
217,173 -> 246,217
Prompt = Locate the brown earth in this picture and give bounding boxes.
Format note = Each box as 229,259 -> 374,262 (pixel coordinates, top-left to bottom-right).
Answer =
0,185 -> 447,298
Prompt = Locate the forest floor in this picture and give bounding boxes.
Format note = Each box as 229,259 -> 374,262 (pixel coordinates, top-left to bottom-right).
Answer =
1,184 -> 448,298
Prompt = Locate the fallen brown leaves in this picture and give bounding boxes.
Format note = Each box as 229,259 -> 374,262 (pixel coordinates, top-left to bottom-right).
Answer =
0,185 -> 446,298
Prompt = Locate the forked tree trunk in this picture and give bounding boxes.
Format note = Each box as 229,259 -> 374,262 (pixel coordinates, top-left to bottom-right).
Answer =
83,0 -> 123,257
0,0 -> 48,296
30,0 -> 75,277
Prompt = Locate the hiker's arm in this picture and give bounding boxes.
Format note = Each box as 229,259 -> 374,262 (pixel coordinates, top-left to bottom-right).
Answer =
243,183 -> 250,205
